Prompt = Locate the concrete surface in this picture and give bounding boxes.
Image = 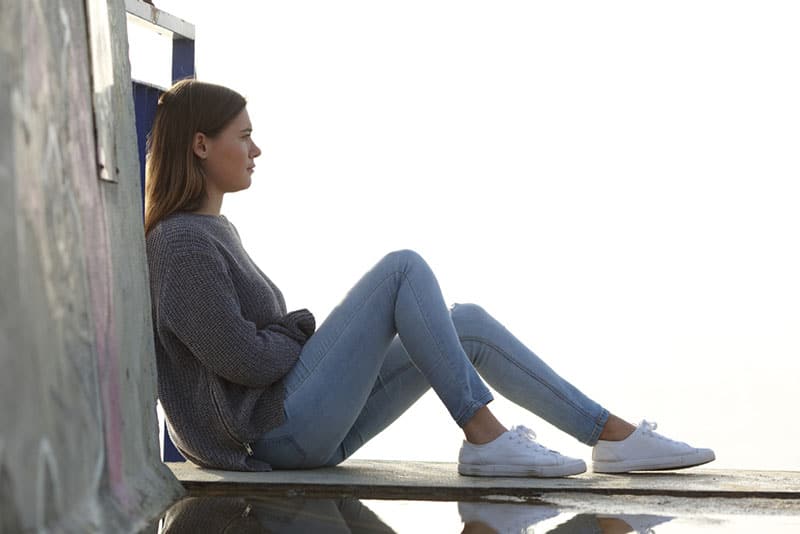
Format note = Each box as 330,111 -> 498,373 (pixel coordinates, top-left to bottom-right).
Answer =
0,1 -> 183,532
169,460 -> 800,503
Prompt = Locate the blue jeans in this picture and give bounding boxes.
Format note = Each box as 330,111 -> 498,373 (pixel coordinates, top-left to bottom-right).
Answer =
252,250 -> 609,469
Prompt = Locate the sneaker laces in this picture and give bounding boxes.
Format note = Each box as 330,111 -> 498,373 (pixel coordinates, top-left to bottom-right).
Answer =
509,425 -> 558,454
512,424 -> 538,441
640,420 -> 658,433
639,419 -> 690,447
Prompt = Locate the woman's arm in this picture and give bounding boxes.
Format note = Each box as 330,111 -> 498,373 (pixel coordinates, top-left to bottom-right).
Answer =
157,248 -> 304,388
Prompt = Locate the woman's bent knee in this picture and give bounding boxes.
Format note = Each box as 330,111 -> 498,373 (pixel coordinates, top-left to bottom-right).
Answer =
450,302 -> 489,324
384,248 -> 423,263
381,249 -> 426,270
451,303 -> 497,339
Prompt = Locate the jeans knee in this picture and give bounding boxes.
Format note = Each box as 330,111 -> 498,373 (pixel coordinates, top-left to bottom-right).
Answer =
382,249 -> 426,269
450,302 -> 487,322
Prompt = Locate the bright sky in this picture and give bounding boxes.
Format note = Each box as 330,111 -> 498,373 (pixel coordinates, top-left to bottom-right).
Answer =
132,1 -> 800,471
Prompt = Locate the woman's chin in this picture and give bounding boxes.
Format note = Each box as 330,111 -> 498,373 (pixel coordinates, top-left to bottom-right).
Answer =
237,176 -> 253,191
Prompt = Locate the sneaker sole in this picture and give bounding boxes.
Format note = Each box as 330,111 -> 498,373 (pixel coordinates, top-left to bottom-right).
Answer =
592,449 -> 715,474
458,459 -> 587,478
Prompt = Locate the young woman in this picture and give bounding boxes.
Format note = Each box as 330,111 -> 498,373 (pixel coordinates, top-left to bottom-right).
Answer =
145,79 -> 715,476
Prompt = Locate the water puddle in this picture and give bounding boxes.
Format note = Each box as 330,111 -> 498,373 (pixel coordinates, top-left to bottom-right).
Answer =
144,495 -> 800,533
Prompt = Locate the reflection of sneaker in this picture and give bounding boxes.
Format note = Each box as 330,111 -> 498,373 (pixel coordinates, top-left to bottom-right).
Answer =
458,501 -> 560,533
598,513 -> 674,533
551,513 -> 673,534
592,420 -> 715,473
459,425 -> 586,477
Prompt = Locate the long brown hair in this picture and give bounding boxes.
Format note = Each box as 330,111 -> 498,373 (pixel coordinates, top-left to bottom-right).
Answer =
144,79 -> 247,235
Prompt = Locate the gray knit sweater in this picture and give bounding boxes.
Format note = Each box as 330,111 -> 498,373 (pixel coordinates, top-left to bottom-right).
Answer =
146,212 -> 315,471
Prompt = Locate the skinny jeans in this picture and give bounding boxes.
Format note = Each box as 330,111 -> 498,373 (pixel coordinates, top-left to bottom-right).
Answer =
252,250 -> 609,468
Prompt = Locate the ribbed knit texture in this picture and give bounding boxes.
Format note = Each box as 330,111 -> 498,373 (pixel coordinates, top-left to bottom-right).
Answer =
146,212 -> 315,471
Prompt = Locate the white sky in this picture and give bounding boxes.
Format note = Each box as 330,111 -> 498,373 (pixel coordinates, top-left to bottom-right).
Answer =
132,1 -> 800,471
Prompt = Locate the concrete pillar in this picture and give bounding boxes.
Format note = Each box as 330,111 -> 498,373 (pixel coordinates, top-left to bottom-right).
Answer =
0,0 -> 184,531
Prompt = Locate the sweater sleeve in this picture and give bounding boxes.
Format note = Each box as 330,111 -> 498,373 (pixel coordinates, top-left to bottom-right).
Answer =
157,248 -> 302,388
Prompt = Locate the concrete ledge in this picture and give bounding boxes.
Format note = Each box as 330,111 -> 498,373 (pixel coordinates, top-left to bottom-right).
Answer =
167,460 -> 800,501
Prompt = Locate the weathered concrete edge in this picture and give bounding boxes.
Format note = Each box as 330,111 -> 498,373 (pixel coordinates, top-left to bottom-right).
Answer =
167,461 -> 800,501
176,480 -> 800,501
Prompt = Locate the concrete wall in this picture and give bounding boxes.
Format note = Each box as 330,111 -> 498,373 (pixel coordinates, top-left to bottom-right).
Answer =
0,0 -> 184,531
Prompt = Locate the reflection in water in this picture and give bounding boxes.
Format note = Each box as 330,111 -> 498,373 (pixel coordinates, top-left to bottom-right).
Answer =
458,501 -> 560,532
160,496 -> 396,533
548,513 -> 673,534
458,502 -> 673,534
156,496 -> 800,533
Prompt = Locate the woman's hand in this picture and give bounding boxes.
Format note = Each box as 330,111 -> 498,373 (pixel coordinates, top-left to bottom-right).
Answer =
273,309 -> 316,344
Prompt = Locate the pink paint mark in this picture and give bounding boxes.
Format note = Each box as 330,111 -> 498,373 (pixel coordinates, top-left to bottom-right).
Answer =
88,199 -> 129,510
89,168 -> 132,508
94,259 -> 128,509
67,50 -> 130,509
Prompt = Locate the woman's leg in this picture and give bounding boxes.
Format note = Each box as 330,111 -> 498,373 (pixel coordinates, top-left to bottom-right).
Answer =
319,335 -> 431,466
252,250 -> 493,468
321,302 -> 615,466
449,302 -> 610,445
448,303 -> 714,473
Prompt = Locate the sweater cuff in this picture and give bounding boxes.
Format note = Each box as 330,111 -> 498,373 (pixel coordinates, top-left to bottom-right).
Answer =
275,309 -> 316,344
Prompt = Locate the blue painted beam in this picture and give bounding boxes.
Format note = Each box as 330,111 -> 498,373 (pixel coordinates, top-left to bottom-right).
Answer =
132,82 -> 160,220
172,37 -> 195,83
131,29 -> 195,464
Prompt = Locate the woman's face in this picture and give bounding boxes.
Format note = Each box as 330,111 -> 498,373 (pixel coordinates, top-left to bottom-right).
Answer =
199,108 -> 261,195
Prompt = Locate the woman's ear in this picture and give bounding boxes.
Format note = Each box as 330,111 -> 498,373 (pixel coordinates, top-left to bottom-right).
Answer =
192,132 -> 209,159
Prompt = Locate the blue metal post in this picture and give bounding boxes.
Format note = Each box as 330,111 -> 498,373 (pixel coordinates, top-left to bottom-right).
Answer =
172,37 -> 195,83
132,82 -> 161,220
130,17 -> 197,463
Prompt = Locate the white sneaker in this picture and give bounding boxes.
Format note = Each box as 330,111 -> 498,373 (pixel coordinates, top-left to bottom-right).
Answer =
458,501 -> 560,533
592,420 -> 715,473
459,425 -> 587,477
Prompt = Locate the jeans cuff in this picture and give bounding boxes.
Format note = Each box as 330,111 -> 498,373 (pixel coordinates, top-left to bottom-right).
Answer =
585,408 -> 610,446
455,391 -> 495,428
